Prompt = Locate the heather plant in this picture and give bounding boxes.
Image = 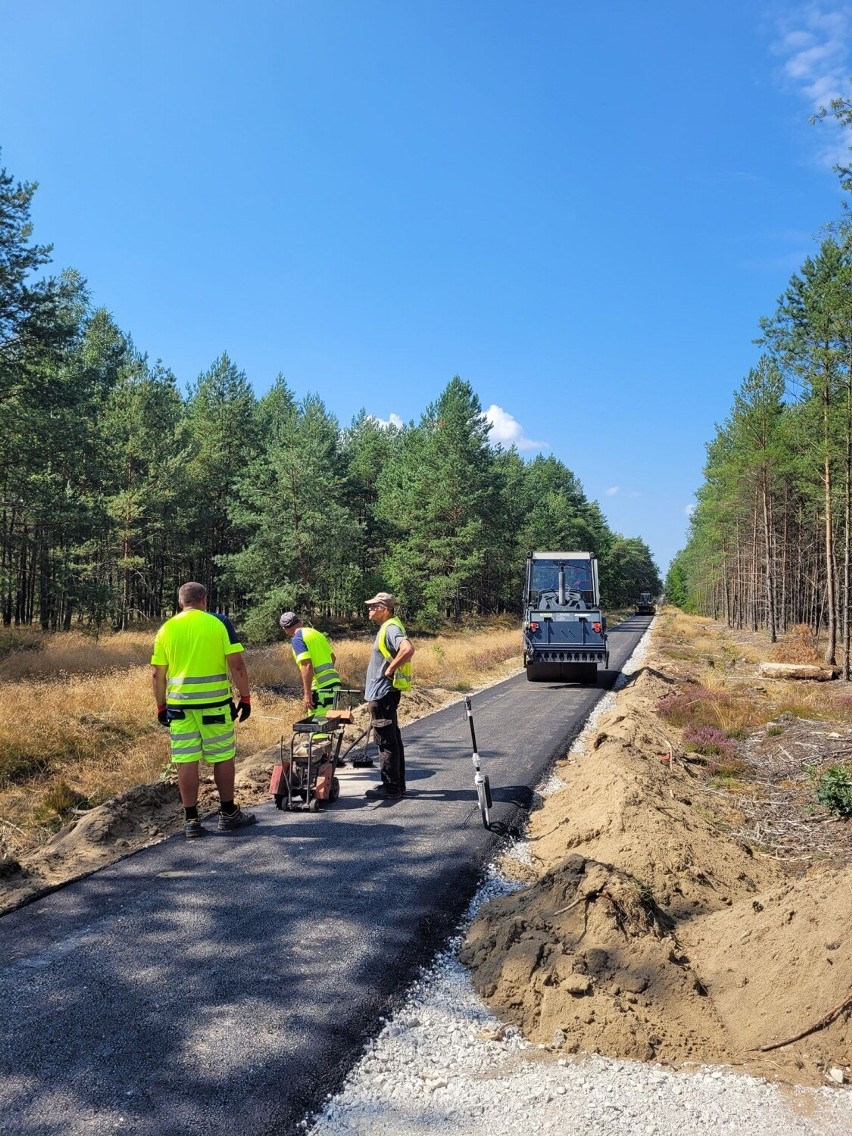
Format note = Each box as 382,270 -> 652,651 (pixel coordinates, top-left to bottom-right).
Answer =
657,681 -> 765,734
682,724 -> 739,761
656,687 -> 717,728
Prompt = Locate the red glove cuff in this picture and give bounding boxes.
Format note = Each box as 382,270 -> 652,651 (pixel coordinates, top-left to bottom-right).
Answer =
157,704 -> 167,713
240,695 -> 251,703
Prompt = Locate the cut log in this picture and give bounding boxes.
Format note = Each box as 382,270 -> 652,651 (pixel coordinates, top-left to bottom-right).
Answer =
757,662 -> 839,681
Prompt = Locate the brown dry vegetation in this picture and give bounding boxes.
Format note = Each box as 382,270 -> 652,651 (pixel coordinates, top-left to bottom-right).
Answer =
460,610 -> 852,1089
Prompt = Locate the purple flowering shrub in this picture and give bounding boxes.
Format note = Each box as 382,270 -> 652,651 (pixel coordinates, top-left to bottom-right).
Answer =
656,687 -> 717,728
682,724 -> 738,762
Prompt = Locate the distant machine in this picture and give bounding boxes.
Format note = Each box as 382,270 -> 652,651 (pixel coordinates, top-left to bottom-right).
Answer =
522,551 -> 609,684
636,592 -> 656,615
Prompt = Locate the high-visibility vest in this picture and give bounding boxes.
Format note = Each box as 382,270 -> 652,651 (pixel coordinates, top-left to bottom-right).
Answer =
151,609 -> 241,708
292,627 -> 341,692
377,617 -> 412,692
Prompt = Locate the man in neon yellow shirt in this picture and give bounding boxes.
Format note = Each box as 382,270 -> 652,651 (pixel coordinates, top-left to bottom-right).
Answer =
279,612 -> 341,718
151,581 -> 256,839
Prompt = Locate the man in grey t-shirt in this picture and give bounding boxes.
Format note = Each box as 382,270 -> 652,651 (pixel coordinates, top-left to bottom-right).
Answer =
363,591 -> 414,800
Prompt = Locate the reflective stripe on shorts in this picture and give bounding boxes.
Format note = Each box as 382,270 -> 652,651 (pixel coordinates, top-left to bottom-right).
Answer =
170,710 -> 237,764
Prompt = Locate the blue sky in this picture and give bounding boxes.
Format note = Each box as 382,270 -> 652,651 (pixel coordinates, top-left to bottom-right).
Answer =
3,2 -> 852,573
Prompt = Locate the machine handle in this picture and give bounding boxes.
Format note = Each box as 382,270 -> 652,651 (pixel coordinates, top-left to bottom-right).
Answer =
464,695 -> 479,754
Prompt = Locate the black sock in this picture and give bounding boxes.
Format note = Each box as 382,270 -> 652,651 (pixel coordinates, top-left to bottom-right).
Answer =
184,805 -> 198,821
220,800 -> 237,816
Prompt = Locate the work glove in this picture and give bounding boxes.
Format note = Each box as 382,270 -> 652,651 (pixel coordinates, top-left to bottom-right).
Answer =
229,700 -> 238,721
157,706 -> 169,727
235,696 -> 251,722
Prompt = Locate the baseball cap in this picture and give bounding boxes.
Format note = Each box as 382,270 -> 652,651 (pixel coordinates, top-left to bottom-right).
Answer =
364,591 -> 396,607
279,611 -> 300,629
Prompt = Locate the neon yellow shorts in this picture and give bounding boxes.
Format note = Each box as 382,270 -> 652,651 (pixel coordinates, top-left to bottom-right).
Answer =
167,706 -> 236,764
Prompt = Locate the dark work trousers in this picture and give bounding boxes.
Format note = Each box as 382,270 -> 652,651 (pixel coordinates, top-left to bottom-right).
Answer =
369,688 -> 405,794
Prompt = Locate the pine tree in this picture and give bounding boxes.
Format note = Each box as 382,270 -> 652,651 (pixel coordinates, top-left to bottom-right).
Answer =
183,354 -> 259,610
222,382 -> 362,641
377,377 -> 498,622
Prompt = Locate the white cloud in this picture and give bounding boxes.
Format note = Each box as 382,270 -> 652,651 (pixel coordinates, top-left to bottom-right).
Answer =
685,503 -> 696,517
605,486 -> 620,497
483,404 -> 547,451
772,3 -> 852,167
370,412 -> 403,430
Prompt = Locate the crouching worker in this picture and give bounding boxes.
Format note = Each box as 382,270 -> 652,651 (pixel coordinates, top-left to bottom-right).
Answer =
152,581 -> 257,839
278,612 -> 341,721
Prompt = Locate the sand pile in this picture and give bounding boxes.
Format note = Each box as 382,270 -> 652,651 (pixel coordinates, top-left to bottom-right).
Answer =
460,665 -> 852,1087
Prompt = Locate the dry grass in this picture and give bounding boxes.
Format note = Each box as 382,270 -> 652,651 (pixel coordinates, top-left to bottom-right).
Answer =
232,628 -> 519,694
0,627 -> 155,681
0,623 -> 522,851
769,681 -> 852,723
655,609 -> 852,736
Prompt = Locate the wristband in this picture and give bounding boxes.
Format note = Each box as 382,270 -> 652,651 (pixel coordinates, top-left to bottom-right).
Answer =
157,704 -> 167,712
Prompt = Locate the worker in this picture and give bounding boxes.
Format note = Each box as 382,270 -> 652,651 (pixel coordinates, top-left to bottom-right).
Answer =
363,591 -> 414,800
212,609 -> 241,643
151,581 -> 256,839
278,612 -> 341,720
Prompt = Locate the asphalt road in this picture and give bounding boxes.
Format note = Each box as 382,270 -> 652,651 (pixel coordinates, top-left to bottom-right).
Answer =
0,616 -> 651,1136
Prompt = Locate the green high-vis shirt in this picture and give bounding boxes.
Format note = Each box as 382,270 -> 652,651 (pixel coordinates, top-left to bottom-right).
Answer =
151,609 -> 243,708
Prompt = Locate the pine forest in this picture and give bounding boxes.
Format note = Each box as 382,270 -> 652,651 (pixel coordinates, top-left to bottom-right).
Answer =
0,152 -> 660,642
667,92 -> 852,677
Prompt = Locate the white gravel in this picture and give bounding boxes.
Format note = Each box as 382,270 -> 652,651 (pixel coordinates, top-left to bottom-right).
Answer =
305,629 -> 852,1136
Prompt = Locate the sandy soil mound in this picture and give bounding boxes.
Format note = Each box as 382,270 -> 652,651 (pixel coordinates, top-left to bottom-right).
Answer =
521,669 -> 775,919
461,661 -> 852,1087
682,872 -> 852,1059
460,852 -> 732,1065
0,781 -> 181,910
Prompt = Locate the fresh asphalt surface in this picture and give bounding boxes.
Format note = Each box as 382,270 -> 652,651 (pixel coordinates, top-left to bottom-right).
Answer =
0,616 -> 651,1136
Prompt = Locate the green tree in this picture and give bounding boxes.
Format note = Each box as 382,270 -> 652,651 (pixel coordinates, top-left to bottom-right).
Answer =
97,352 -> 188,627
0,268 -> 93,626
183,353 -> 259,610
760,241 -> 851,663
514,455 -> 606,553
665,551 -> 689,609
222,381 -> 361,641
0,152 -> 79,410
601,536 -> 662,608
340,410 -> 398,603
377,377 -> 498,622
